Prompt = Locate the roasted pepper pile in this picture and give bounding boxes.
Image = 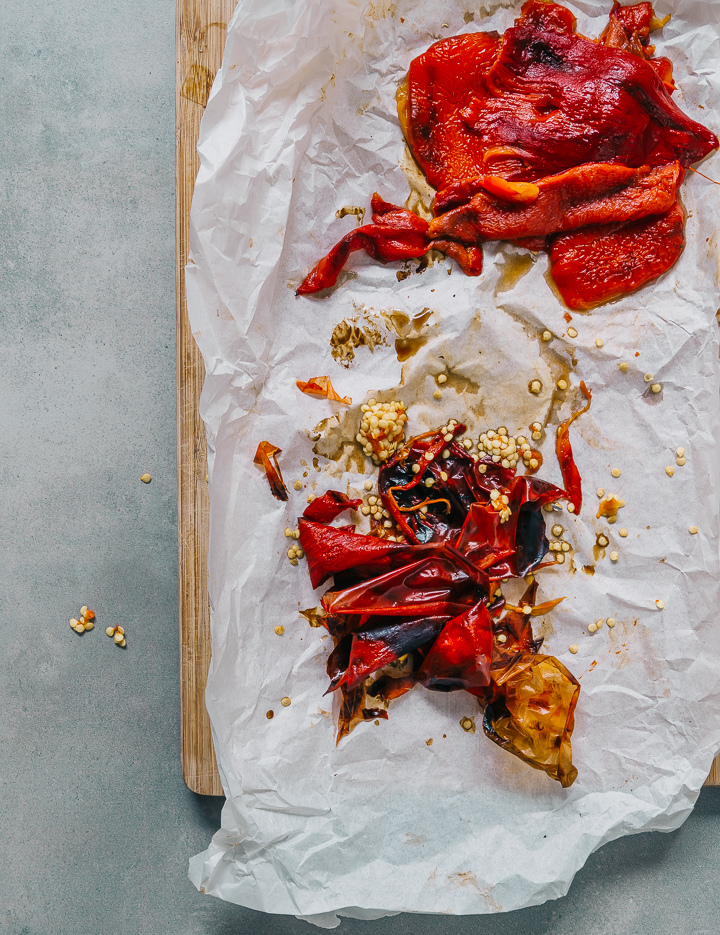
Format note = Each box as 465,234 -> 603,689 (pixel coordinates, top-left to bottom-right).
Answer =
297,0 -> 717,309
296,390 -> 591,788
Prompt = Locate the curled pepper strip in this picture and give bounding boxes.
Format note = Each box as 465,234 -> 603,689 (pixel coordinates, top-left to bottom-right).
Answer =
556,381 -> 592,514
303,490 -> 362,524
296,375 -> 352,406
504,597 -> 566,616
253,441 -> 288,502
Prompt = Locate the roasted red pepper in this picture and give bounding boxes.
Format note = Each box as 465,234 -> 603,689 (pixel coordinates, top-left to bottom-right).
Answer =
297,1 -> 716,307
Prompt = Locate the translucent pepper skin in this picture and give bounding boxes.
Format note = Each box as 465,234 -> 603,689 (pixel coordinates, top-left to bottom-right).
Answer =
253,441 -> 289,501
303,490 -> 363,524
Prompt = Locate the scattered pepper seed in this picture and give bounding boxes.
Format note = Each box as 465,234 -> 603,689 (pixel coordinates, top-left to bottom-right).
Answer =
644,373 -> 653,382
497,634 -> 507,644
651,383 -> 662,394
281,696 -> 291,707
567,503 -> 575,513
588,622 -> 597,632
596,488 -> 605,498
556,379 -> 568,390
607,618 -> 616,627
266,710 -> 274,719
569,644 -> 579,654
460,717 -> 475,733
426,738 -> 433,746
529,380 -> 542,395
595,338 -> 604,347
610,551 -> 619,562
114,632 -> 124,644
676,447 -> 685,457
119,638 -> 126,647
364,480 -> 373,490
542,330 -> 552,341
555,553 -> 565,564
611,468 -> 621,477
656,600 -> 665,610
689,525 -> 699,535
619,528 -> 628,537
619,362 -> 629,371
665,465 -> 674,476
551,524 -> 564,537
433,389 -> 443,399
595,619 -> 604,629
140,474 -> 151,483
284,527 -> 293,537
106,626 -> 115,637
293,480 -> 303,490
561,542 -> 571,552
307,493 -> 316,502
70,618 -> 79,629
567,327 -> 578,338
597,534 -> 609,547
676,456 -> 686,466
437,374 -> 448,385
274,625 -> 284,635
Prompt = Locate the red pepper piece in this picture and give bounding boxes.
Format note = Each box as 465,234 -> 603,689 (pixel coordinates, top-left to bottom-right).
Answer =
483,652 -> 580,788
416,601 -> 494,692
252,441 -> 289,501
298,519 -> 445,589
322,553 -> 487,617
427,161 -> 683,245
404,32 -> 502,190
303,490 -> 363,524
297,196 -> 430,296
326,633 -> 352,693
336,615 -> 449,691
556,382 -> 592,515
549,200 -> 685,309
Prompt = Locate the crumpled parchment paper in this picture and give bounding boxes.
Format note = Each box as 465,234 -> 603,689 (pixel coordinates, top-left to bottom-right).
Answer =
186,0 -> 720,925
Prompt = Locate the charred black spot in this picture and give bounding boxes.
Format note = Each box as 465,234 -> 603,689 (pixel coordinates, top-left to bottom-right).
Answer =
528,40 -> 565,69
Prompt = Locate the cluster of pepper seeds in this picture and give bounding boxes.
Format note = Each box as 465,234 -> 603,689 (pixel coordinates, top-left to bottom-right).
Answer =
356,398 -> 407,464
477,426 -> 539,471
69,606 -> 95,634
284,527 -> 305,565
359,480 -> 406,541
548,523 -> 571,564
105,624 -> 127,647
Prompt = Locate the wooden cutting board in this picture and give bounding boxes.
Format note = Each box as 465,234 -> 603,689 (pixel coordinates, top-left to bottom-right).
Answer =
175,0 -> 720,794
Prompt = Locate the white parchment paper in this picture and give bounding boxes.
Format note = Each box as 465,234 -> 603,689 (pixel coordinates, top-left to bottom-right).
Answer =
186,0 -> 720,925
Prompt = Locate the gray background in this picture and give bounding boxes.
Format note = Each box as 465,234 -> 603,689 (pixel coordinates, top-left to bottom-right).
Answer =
1,1 -> 718,934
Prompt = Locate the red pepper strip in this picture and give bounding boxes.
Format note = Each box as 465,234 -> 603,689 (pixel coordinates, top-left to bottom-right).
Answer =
303,490 -> 363,524
482,176 -> 540,204
253,440 -> 288,501
416,601 -> 493,692
335,616 -> 449,692
296,224 -> 430,295
483,652 -> 580,788
298,519 -> 445,589
556,381 -> 592,515
322,554 -> 486,617
296,375 -> 352,405
326,634 -> 352,693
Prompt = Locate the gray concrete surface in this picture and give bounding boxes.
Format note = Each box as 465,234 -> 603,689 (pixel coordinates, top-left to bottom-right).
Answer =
1,1 -> 719,933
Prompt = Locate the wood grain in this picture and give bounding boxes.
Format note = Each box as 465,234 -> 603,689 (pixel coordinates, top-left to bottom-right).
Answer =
176,0 -> 236,796
175,0 -> 719,792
